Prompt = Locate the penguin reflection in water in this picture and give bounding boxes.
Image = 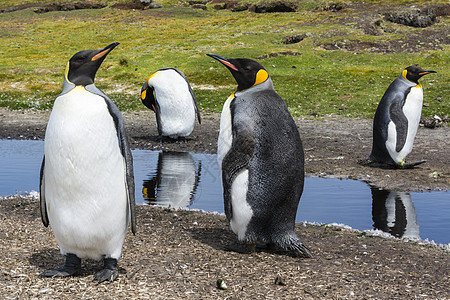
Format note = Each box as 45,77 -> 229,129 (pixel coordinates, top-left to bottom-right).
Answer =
208,53 -> 312,258
39,43 -> 136,283
363,65 -> 436,168
140,68 -> 201,139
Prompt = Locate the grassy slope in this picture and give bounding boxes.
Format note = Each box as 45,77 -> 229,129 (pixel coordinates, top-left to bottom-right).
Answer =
0,0 -> 448,118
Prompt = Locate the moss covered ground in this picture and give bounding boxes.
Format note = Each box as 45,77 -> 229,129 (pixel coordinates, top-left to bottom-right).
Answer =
0,0 -> 448,118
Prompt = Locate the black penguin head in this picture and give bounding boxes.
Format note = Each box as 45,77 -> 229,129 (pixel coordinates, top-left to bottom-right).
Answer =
403,64 -> 437,84
140,77 -> 157,112
65,42 -> 119,86
207,53 -> 269,91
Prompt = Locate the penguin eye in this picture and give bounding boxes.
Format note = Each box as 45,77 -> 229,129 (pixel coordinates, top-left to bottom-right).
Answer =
72,55 -> 87,63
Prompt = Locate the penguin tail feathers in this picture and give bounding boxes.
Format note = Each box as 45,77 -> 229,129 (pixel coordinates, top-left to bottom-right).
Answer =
274,232 -> 312,258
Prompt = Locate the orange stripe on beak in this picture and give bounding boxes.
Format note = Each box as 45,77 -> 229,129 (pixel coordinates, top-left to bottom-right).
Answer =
218,59 -> 239,71
92,48 -> 110,61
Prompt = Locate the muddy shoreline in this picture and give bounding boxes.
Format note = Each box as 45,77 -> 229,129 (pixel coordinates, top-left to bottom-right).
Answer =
1,108 -> 448,192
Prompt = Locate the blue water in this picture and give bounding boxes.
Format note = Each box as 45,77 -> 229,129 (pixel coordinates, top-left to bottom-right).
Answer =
1,139 -> 449,244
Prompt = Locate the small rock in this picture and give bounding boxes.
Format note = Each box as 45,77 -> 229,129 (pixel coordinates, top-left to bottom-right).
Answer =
274,276 -> 286,286
216,279 -> 227,290
385,8 -> 436,28
428,171 -> 441,178
282,34 -> 307,44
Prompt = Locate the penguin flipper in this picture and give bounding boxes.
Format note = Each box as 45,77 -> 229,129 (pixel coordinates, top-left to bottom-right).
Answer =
39,156 -> 49,227
119,127 -> 136,235
153,101 -> 163,137
221,126 -> 256,221
189,85 -> 201,125
389,99 -> 408,152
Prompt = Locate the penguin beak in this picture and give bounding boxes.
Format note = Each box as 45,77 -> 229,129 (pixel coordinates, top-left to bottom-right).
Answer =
418,70 -> 437,76
92,42 -> 120,61
207,53 -> 239,71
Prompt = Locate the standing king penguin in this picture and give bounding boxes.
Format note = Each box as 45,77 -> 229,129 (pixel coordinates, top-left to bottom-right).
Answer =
366,65 -> 436,168
39,42 -> 136,283
207,53 -> 311,257
140,68 -> 201,139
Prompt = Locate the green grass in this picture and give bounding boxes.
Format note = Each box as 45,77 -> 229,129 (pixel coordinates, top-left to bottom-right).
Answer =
0,0 -> 448,119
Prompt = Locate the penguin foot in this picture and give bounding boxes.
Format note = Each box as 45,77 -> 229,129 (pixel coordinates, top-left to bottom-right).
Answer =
358,158 -> 426,170
93,258 -> 118,283
39,253 -> 81,278
398,160 -> 426,169
287,242 -> 313,258
358,159 -> 399,169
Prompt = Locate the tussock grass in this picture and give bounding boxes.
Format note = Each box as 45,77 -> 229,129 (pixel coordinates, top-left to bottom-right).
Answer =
0,0 -> 448,118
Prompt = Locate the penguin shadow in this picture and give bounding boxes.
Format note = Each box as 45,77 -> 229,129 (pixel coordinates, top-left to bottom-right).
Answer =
144,135 -> 193,144
189,227 -> 305,258
189,227 -> 234,252
29,249 -> 126,278
357,159 -> 426,170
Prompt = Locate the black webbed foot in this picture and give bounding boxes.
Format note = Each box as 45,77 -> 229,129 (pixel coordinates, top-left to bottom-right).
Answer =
39,253 -> 81,277
398,160 -> 426,169
93,257 -> 118,283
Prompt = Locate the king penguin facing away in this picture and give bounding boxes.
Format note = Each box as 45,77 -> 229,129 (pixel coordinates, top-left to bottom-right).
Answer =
140,68 -> 201,139
365,65 -> 436,168
207,53 -> 311,258
39,42 -> 136,283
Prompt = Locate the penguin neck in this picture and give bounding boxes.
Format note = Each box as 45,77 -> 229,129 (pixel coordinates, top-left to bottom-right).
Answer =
235,76 -> 274,97
59,76 -> 76,96
60,76 -> 103,101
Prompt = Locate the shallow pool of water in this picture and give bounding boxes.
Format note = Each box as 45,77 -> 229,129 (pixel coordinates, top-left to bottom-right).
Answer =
1,139 -> 449,244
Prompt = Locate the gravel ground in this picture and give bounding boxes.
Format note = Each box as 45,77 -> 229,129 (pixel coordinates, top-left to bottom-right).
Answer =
1,194 -> 449,299
0,108 -> 449,298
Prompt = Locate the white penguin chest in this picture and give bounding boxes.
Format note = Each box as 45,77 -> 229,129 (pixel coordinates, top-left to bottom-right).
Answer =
402,86 -> 423,129
44,86 -> 127,210
217,94 -> 234,168
46,87 -> 119,151
217,93 -> 253,240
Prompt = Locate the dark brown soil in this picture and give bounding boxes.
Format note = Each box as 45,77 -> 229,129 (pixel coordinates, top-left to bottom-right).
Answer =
1,108 -> 448,192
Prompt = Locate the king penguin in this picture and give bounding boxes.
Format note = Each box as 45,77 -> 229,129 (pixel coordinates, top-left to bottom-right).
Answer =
365,65 -> 436,168
39,42 -> 136,283
207,53 -> 311,258
140,68 -> 201,139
